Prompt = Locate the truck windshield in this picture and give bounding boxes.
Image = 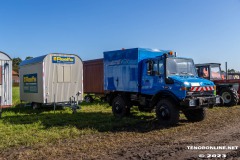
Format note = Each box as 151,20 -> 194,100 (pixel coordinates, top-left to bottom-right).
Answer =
210,66 -> 222,80
166,58 -> 197,77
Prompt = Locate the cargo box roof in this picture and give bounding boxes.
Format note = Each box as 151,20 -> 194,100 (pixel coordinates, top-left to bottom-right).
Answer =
20,53 -> 82,66
19,55 -> 47,66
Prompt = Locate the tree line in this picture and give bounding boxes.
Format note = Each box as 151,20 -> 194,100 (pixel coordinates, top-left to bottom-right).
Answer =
12,57 -> 239,74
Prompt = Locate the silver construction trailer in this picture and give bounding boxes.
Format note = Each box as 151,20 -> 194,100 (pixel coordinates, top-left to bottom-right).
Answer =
0,51 -> 12,116
19,53 -> 83,113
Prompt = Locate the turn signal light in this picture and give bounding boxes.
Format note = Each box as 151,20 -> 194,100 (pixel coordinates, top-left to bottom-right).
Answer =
181,87 -> 189,91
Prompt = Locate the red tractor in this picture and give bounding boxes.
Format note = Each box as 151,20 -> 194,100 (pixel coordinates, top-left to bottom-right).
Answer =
196,63 -> 239,106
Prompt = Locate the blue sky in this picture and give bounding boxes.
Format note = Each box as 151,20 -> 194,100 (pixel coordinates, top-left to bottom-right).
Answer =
1,0 -> 240,70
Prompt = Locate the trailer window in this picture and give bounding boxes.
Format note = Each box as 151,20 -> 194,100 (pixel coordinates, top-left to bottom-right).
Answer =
57,66 -> 71,83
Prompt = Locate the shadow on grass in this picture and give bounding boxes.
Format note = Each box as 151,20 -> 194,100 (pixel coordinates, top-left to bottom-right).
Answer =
2,104 -> 186,133
7,101 -> 110,115
4,103 -> 66,115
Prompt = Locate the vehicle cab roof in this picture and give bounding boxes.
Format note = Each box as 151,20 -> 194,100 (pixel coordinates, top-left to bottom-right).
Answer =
195,63 -> 221,67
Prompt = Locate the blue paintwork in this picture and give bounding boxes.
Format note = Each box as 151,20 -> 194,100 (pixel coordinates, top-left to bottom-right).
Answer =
104,48 -> 171,92
104,48 -> 215,101
19,55 -> 47,66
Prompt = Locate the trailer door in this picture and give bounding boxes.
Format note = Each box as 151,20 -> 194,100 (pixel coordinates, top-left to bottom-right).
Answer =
0,61 -> 12,106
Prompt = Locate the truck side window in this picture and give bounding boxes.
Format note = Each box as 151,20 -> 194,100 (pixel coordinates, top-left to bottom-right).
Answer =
159,60 -> 164,75
147,60 -> 154,75
147,60 -> 163,76
153,63 -> 158,75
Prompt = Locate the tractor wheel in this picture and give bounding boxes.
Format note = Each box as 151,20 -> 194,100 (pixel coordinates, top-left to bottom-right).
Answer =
112,96 -> 130,118
156,99 -> 179,125
183,108 -> 206,122
84,95 -> 93,103
219,87 -> 239,107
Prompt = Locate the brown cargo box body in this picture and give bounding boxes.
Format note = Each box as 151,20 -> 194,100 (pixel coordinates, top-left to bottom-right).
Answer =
83,59 -> 104,94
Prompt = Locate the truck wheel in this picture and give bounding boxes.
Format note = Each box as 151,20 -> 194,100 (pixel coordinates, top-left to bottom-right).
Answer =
156,99 -> 179,125
219,87 -> 239,107
84,95 -> 93,103
183,108 -> 206,122
112,96 -> 130,118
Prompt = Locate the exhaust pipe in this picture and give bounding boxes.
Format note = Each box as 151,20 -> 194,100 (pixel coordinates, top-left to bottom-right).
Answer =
225,62 -> 228,80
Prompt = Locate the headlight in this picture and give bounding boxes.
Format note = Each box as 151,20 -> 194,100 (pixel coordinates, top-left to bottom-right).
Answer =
189,99 -> 197,106
216,97 -> 221,104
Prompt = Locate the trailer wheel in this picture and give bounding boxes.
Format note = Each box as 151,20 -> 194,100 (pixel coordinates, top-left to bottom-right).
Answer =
32,103 -> 42,109
84,95 -> 93,103
72,108 -> 77,114
183,108 -> 206,122
112,96 -> 129,118
219,87 -> 239,107
156,99 -> 179,125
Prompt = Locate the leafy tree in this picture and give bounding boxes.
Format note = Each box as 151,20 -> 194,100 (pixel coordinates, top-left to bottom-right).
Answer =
12,57 -> 22,73
25,56 -> 33,60
228,69 -> 236,73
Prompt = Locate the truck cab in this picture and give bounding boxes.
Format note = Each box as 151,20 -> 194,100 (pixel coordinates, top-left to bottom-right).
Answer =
104,48 -> 220,125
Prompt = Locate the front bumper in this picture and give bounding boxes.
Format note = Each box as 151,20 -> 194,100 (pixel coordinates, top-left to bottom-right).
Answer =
180,95 -> 221,108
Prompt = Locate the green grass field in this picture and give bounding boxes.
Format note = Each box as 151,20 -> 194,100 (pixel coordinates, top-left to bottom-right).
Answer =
0,87 -> 156,149
1,87 -> 240,154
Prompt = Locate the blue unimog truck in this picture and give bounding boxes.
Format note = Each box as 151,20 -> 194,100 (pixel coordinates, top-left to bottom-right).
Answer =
104,48 -> 220,125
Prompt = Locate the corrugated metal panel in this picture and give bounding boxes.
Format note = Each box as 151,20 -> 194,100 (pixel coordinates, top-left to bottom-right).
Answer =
83,59 -> 104,94
19,62 -> 44,103
44,54 -> 83,103
19,53 -> 83,104
0,52 -> 12,108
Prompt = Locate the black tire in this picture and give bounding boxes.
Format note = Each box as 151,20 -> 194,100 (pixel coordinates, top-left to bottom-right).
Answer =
84,95 -> 93,103
112,96 -> 130,118
72,108 -> 77,114
156,99 -> 179,125
219,87 -> 239,107
31,102 -> 42,109
183,108 -> 206,122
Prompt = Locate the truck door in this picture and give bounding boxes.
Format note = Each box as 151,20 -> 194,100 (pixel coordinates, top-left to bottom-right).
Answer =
141,59 -> 165,95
